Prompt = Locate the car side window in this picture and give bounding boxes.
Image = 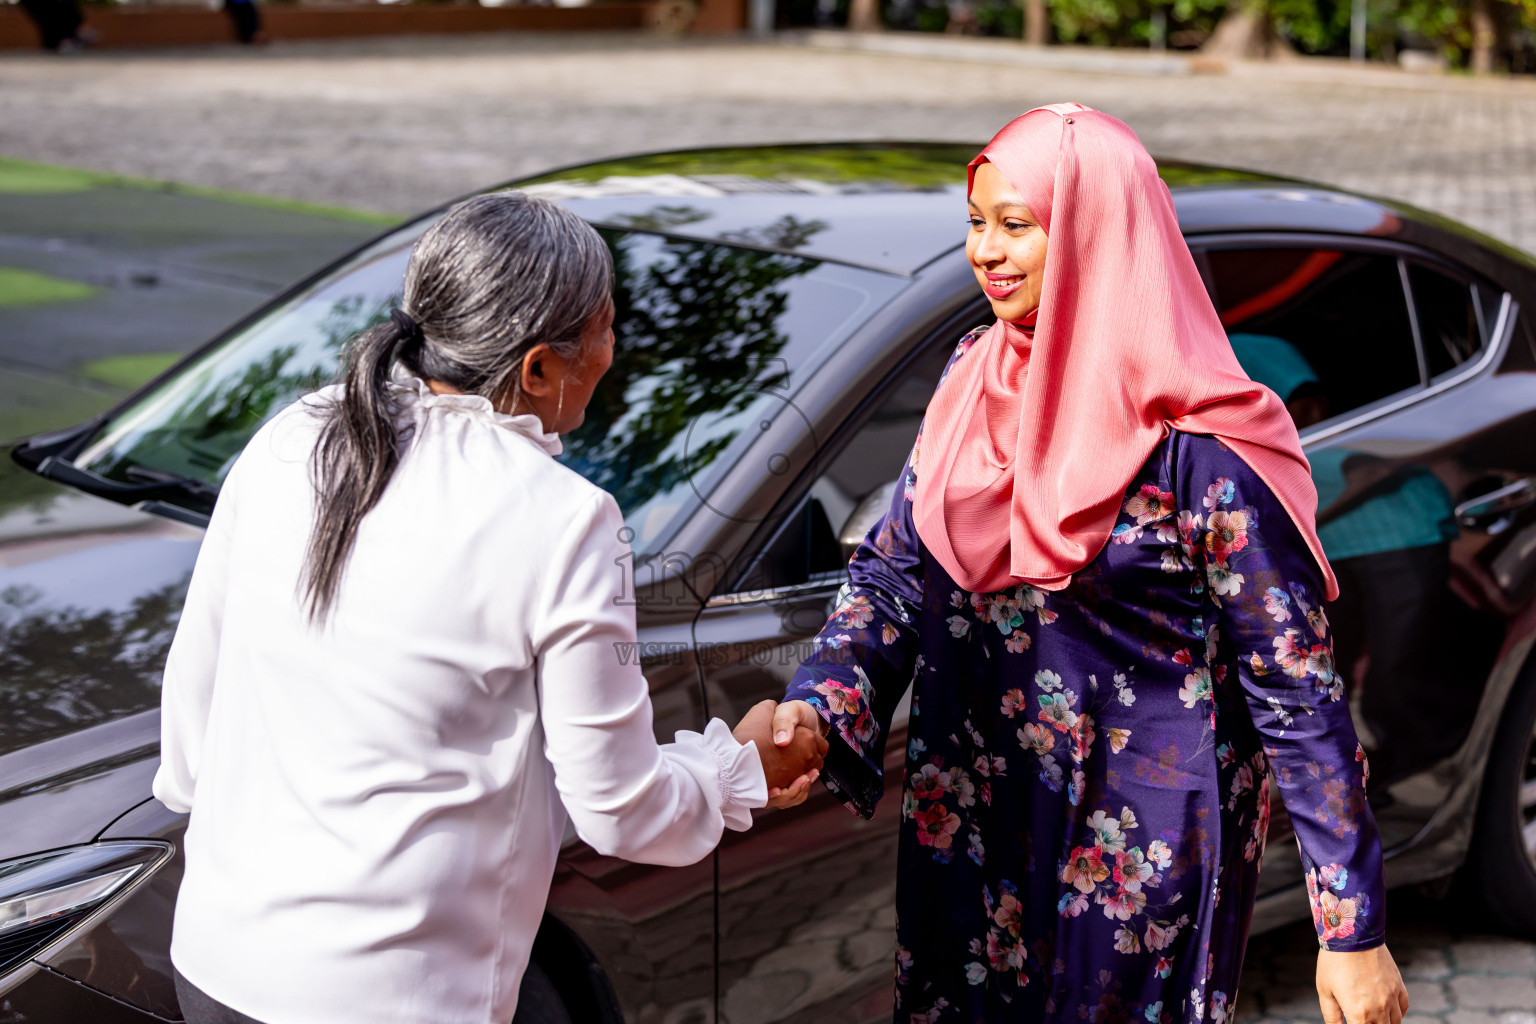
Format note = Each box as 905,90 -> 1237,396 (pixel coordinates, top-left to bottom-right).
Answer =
731,326 -> 970,596
1202,247 -> 1423,427
1407,261 -> 1487,380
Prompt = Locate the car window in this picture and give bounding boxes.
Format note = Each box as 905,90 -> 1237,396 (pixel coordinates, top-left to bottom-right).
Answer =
1407,261 -> 1485,381
732,321 -> 972,595
74,227 -> 417,486
1203,247 -> 1422,426
569,233 -> 902,553
71,221 -> 905,555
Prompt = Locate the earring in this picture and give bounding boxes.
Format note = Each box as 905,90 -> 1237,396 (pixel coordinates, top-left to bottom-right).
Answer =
554,378 -> 566,430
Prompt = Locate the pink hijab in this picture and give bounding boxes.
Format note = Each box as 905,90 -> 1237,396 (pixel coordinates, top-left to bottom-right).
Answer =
912,104 -> 1338,601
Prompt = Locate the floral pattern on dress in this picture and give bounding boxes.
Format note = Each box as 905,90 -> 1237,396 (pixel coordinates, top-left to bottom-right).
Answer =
786,329 -> 1386,1023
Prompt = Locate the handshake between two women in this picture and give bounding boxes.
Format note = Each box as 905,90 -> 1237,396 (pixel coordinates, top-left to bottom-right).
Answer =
731,699 -> 828,810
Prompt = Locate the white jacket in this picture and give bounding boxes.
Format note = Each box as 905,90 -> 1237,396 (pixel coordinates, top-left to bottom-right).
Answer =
153,371 -> 766,1024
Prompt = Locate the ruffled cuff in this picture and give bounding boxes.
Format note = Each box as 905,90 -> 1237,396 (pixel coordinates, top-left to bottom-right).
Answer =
680,717 -> 767,831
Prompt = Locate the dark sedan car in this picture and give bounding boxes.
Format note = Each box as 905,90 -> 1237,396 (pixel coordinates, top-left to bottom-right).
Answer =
3,143 -> 1536,1024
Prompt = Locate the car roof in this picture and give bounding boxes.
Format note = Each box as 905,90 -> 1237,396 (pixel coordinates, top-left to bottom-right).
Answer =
516,143 -> 979,276
511,142 -> 1530,278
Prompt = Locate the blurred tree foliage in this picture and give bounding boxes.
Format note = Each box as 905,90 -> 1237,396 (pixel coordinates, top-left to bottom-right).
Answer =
1390,0 -> 1536,68
1260,0 -> 1536,65
845,0 -> 1536,70
1046,0 -> 1227,45
870,0 -> 1230,45
0,579 -> 187,758
1264,0 -> 1353,51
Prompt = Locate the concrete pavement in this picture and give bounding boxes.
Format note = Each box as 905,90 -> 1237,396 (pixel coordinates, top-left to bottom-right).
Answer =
1240,895 -> 1536,1024
2,33 -> 1534,255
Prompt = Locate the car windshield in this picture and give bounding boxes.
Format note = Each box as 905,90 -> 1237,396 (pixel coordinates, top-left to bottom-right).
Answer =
71,216 -> 905,554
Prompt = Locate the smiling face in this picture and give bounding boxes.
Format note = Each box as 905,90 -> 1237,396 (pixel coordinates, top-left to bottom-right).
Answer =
966,160 -> 1049,322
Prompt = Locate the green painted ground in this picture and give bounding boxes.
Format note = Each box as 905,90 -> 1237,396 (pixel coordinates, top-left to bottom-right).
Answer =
0,268 -> 99,308
0,159 -> 104,195
0,157 -> 399,226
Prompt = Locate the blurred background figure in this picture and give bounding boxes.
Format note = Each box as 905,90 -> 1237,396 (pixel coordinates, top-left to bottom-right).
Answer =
1230,331 -> 1461,789
222,0 -> 264,44
944,0 -> 978,33
16,0 -> 90,52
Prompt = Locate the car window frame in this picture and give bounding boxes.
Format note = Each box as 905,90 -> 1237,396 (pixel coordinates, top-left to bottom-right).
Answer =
1408,258 -> 1500,385
1188,232 -> 1516,448
710,236 -> 1521,609
703,297 -> 994,608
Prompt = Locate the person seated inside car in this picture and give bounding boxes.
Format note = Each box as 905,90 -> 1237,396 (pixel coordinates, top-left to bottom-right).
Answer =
1227,332 -> 1464,789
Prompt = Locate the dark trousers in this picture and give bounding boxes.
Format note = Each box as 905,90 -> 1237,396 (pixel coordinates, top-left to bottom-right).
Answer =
174,970 -> 267,1024
1330,543 -> 1478,786
16,0 -> 83,50
222,0 -> 262,43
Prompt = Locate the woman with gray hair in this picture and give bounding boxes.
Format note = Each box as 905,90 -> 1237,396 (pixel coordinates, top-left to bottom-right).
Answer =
152,192 -> 827,1024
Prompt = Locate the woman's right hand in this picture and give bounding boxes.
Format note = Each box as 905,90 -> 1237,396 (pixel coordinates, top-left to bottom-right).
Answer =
764,700 -> 831,808
771,699 -> 829,747
733,700 -> 827,807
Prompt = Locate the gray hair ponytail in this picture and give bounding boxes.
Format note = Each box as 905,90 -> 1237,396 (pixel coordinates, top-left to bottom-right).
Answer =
302,191 -> 614,624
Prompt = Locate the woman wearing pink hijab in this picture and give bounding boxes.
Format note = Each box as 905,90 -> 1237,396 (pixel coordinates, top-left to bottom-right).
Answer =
773,105 -> 1410,1024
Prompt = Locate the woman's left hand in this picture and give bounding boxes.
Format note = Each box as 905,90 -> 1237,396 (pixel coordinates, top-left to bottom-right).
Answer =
763,699 -> 828,809
1316,945 -> 1410,1024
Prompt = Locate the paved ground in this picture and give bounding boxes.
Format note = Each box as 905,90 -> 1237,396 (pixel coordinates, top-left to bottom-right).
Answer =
1,31 -> 1534,1019
1240,894 -> 1536,1024
2,34 -> 1536,253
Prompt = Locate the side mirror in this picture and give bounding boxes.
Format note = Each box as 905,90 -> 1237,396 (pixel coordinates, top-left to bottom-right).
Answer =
838,479 -> 900,564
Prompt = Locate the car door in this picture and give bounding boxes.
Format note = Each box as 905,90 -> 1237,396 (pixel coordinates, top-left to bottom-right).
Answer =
1189,237 -> 1531,909
699,306 -> 985,1024
541,607 -> 720,1024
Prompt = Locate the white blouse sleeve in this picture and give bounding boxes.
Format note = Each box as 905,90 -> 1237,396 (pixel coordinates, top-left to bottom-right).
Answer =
152,480 -> 238,815
533,492 -> 767,867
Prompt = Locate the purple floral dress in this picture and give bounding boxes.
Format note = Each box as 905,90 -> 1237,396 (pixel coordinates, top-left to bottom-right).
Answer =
786,329 -> 1386,1024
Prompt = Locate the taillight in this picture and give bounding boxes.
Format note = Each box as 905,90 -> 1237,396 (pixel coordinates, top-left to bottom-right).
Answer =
0,841 -> 172,988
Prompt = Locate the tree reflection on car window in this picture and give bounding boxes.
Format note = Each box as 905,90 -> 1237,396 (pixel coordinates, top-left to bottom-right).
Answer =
72,222 -> 902,554
0,577 -> 189,757
175,294 -> 397,467
87,294 -> 395,483
721,214 -> 830,251
562,231 -> 816,538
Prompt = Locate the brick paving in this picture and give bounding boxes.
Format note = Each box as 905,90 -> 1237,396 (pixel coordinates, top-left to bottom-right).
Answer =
1,30 -> 1533,1016
2,34 -> 1536,254
1239,894 -> 1536,1024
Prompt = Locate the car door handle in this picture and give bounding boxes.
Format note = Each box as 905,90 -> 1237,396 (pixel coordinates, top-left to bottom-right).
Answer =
1455,478 -> 1536,533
